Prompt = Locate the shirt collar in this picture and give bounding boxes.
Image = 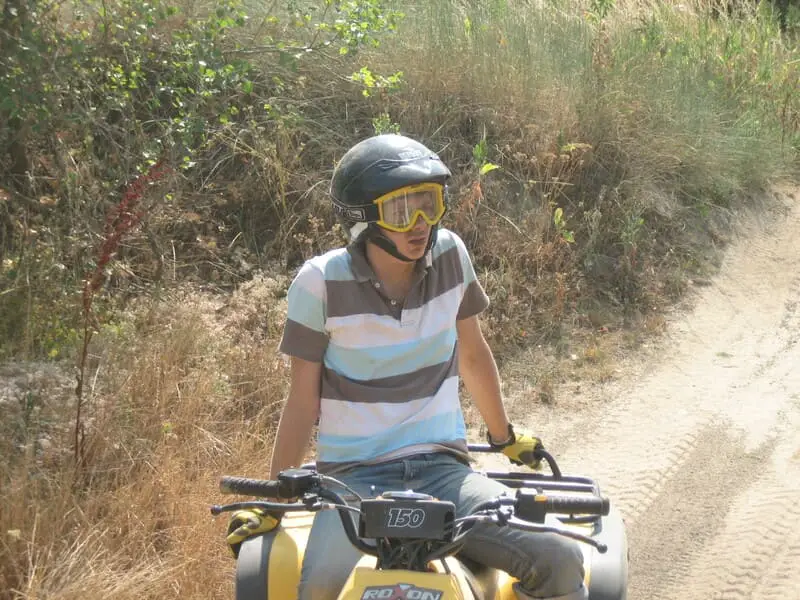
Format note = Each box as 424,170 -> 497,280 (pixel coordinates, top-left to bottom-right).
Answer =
347,240 -> 432,283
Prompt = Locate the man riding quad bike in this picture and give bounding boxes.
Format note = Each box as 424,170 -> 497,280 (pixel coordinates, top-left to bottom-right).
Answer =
220,134 -> 628,599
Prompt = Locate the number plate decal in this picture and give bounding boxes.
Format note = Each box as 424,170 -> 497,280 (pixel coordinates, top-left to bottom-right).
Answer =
361,584 -> 443,600
386,507 -> 426,528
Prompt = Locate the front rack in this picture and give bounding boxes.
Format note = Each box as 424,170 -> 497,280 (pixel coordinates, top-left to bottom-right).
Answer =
467,443 -> 603,495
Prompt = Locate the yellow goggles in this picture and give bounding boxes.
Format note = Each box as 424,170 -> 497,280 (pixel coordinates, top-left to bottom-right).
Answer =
373,183 -> 446,233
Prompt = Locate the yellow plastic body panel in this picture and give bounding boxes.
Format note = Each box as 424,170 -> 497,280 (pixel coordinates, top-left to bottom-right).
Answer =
266,512 -> 314,599
256,511 -> 594,600
337,562 -> 467,600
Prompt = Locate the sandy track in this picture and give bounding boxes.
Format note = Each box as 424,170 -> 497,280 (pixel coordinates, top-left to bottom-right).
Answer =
497,187 -> 800,599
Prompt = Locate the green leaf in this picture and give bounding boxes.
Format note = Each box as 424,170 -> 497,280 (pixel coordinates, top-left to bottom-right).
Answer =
473,137 -> 487,165
479,163 -> 500,176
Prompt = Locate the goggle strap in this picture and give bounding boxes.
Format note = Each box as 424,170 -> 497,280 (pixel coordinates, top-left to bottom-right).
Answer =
332,201 -> 379,222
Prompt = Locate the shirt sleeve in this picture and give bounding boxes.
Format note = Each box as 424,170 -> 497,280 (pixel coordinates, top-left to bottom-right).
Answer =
279,260 -> 329,362
452,233 -> 490,320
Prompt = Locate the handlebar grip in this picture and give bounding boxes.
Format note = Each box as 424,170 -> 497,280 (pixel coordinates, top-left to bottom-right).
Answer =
516,489 -> 610,523
543,495 -> 610,516
219,476 -> 282,498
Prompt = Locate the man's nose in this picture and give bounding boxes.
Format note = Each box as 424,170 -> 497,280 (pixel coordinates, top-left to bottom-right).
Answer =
410,214 -> 429,232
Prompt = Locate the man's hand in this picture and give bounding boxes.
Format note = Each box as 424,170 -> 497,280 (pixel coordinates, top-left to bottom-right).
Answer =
488,424 -> 545,470
226,508 -> 281,558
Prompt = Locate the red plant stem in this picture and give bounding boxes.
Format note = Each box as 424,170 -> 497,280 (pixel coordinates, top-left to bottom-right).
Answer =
81,159 -> 171,312
75,159 -> 171,469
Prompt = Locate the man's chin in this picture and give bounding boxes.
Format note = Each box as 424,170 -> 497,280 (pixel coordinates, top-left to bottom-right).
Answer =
402,244 -> 428,260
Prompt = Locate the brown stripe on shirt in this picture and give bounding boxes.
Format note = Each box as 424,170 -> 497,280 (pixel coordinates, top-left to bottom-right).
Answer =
410,245 -> 464,311
326,245 -> 465,318
457,280 -> 490,320
326,279 -> 397,318
279,319 -> 329,363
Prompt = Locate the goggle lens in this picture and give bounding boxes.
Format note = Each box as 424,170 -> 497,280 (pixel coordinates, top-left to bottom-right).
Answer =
374,183 -> 445,232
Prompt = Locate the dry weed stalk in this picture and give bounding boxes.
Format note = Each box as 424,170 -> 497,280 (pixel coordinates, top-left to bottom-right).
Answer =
75,161 -> 171,474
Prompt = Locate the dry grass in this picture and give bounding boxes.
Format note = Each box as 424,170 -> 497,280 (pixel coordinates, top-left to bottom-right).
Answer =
1,280 -> 294,599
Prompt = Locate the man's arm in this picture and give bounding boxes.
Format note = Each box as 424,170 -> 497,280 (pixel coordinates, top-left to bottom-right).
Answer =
268,356 -> 322,477
456,315 -> 511,444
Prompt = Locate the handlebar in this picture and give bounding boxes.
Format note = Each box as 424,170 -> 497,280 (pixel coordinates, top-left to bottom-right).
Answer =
211,467 -> 611,556
219,476 -> 283,497
219,467 -> 319,499
215,470 -> 377,555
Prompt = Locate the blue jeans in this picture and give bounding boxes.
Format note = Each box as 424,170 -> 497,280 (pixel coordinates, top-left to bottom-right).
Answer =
298,453 -> 586,600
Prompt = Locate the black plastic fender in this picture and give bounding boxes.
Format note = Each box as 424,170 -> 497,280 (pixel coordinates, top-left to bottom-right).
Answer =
236,533 -> 273,600
588,508 -> 628,600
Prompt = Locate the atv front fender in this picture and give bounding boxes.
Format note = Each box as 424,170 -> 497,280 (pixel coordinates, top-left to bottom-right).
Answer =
586,507 -> 628,600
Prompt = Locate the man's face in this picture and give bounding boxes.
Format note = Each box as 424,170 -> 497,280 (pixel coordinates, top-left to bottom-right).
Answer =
379,217 -> 431,261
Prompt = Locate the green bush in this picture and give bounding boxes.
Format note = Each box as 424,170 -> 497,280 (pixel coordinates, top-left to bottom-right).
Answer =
0,0 -> 403,358
0,0 -> 798,357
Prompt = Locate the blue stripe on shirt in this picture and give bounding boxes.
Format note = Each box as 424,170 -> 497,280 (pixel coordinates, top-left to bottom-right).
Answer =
316,409 -> 467,463
431,230 -> 458,260
286,279 -> 326,333
320,251 -> 357,281
324,326 -> 457,381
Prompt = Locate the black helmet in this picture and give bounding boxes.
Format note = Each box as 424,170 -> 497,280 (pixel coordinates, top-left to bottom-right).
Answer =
331,134 -> 451,260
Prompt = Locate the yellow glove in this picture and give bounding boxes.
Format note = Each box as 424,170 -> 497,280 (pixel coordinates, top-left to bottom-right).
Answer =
488,424 -> 544,470
226,508 -> 280,558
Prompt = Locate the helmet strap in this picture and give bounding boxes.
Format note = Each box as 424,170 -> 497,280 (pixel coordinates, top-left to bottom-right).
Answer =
358,224 -> 438,263
364,224 -> 416,262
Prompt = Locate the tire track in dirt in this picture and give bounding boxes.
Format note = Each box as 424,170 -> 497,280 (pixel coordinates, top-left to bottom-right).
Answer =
626,365 -> 800,600
623,425 -> 776,600
556,197 -> 800,520
661,410 -> 800,600
497,187 -> 800,599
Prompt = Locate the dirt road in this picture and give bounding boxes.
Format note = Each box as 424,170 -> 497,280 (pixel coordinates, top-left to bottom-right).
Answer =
499,187 -> 800,599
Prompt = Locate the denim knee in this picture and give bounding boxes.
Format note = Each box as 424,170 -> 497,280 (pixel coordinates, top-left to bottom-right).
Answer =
297,509 -> 362,600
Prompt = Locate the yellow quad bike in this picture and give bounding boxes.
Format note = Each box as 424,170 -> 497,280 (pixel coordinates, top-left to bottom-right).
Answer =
212,445 -> 628,600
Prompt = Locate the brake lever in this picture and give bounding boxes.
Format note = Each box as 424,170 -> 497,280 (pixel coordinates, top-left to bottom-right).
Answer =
506,516 -> 607,553
209,498 -> 314,516
315,501 -> 361,516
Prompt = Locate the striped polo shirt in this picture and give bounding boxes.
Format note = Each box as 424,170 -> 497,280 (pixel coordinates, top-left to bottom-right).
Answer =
279,228 -> 489,472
